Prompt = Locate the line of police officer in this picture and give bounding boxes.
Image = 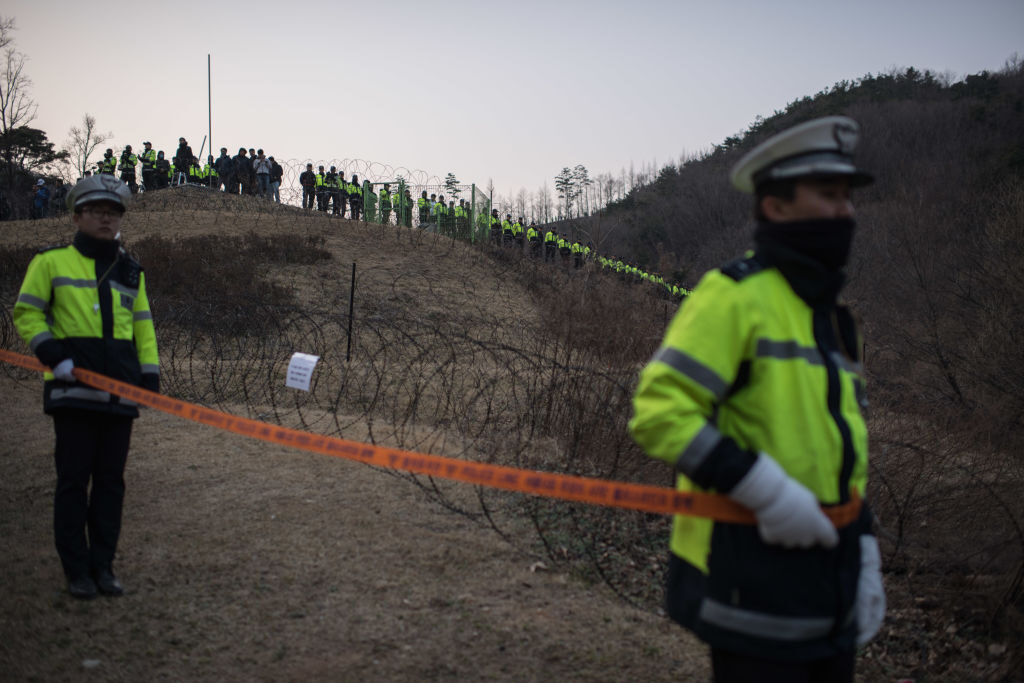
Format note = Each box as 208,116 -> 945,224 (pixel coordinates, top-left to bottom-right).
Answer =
94,142 -> 193,193
479,207 -> 690,300
96,145 -> 688,296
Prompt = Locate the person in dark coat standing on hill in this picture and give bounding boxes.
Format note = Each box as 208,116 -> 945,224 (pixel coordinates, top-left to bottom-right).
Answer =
214,148 -> 233,194
230,148 -> 249,195
246,148 -> 258,195
299,163 -> 316,209
154,151 -> 170,189
173,138 -> 193,185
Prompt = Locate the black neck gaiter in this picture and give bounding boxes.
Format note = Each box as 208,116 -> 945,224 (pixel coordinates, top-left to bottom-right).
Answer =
73,230 -> 120,261
754,217 -> 856,307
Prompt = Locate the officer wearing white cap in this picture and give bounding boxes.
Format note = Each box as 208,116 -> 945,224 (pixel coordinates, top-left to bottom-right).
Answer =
630,116 -> 883,681
13,174 -> 159,600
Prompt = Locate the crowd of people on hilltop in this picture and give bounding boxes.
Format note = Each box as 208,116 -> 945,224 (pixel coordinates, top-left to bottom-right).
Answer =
26,138 -> 288,215
26,136 -> 689,298
90,138 -> 287,200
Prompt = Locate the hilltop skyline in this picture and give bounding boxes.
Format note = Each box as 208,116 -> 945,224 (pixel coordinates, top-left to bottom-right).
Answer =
4,0 -> 1022,198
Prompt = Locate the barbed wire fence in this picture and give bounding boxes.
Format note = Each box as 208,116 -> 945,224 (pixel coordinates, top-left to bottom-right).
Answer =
0,196 -> 675,606
2,189 -> 1022,645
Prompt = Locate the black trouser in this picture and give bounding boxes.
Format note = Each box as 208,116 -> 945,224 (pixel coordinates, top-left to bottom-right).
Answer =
142,169 -> 155,192
710,648 -> 854,683
302,186 -> 315,209
52,410 -> 134,580
121,172 -> 138,194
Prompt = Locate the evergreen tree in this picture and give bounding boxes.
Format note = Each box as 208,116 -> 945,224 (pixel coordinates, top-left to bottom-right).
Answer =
572,164 -> 591,217
554,167 -> 574,219
443,172 -> 460,199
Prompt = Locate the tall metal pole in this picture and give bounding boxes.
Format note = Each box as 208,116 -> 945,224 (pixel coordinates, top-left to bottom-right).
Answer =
207,54 -> 212,162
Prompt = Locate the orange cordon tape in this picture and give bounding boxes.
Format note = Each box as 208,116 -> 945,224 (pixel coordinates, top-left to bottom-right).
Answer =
0,349 -> 862,526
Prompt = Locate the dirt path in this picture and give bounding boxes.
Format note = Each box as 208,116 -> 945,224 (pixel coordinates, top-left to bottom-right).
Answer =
0,375 -> 709,681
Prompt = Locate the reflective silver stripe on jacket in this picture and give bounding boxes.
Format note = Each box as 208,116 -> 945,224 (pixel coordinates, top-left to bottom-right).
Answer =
829,350 -> 864,376
51,387 -> 110,403
675,423 -> 722,475
141,364 -> 160,375
756,339 -> 824,366
29,330 -> 54,351
133,311 -> 153,322
757,340 -> 863,376
110,281 -> 139,299
51,277 -> 96,289
17,292 -> 49,311
51,387 -> 137,407
652,347 -> 728,399
699,599 -> 835,641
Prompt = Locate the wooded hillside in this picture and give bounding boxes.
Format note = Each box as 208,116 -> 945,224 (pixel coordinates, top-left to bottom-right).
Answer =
571,62 -> 1024,673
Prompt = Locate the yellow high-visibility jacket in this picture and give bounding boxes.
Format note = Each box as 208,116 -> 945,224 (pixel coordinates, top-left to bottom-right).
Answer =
629,252 -> 870,660
13,233 -> 159,417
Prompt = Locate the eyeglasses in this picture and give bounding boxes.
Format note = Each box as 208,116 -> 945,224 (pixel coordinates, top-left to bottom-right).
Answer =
81,207 -> 123,219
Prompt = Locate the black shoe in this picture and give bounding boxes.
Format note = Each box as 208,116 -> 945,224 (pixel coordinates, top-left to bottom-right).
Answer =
68,576 -> 98,600
94,570 -> 123,597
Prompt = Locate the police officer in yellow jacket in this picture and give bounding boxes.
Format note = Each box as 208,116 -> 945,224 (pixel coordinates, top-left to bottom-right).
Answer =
629,117 -> 884,682
13,175 -> 159,600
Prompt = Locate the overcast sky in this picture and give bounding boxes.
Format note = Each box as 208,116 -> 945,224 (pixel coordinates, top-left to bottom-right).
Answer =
5,0 -> 1022,196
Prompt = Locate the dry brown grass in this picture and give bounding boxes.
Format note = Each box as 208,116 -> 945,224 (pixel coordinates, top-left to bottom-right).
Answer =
2,185 -> 1021,680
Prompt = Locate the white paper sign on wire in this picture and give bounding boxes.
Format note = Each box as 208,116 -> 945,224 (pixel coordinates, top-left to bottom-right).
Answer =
286,352 -> 320,391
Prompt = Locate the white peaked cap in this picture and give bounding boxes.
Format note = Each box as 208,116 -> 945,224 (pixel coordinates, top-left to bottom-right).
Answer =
67,174 -> 132,211
730,116 -> 873,194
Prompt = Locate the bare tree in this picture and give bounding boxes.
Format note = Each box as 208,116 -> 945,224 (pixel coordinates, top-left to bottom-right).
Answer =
0,17 -> 36,134
0,16 -> 12,50
514,187 -> 528,220
535,182 -> 553,224
62,113 -> 112,180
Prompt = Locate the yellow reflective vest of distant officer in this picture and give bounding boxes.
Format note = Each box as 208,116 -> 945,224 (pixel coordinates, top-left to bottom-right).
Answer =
100,154 -> 117,175
628,257 -> 870,657
202,163 -> 218,184
117,152 -> 137,173
363,182 -> 377,222
139,148 -> 157,171
14,239 -> 159,415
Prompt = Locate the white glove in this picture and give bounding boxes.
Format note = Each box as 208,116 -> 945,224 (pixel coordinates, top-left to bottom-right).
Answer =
729,453 -> 839,549
52,358 -> 76,382
855,535 -> 886,647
